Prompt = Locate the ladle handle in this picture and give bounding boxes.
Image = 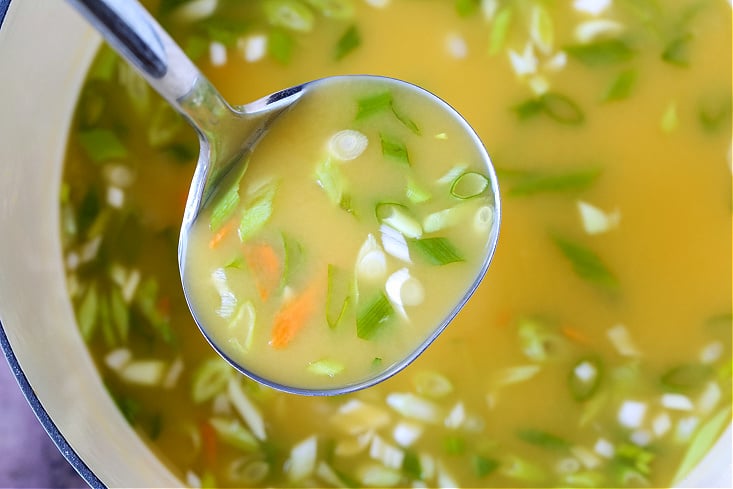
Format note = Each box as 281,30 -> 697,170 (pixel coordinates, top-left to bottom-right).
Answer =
66,0 -> 233,135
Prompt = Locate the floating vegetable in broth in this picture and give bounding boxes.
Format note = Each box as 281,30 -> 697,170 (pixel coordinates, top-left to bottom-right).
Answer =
60,0 -> 731,487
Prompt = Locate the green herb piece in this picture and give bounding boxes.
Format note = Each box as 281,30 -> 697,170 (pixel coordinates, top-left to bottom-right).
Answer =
268,28 -> 295,64
380,134 -> 410,165
504,167 -> 601,197
402,449 -> 422,479
455,0 -> 480,16
472,455 -> 499,478
411,237 -> 464,265
356,91 -> 393,119
699,96 -> 732,133
209,417 -> 259,451
280,232 -> 304,290
603,69 -> 637,102
184,35 -> 209,61
565,39 -> 634,66
673,406 -> 732,484
661,101 -> 678,132
517,428 -> 570,451
326,264 -> 352,329
662,33 -> 693,66
78,283 -> 98,341
115,395 -> 141,425
517,316 -> 566,362
563,470 -> 606,487
413,370 -> 453,398
450,171 -> 490,199
371,357 -> 383,368
263,0 -> 315,32
238,181 -> 278,242
304,0 -> 354,18
192,357 -> 233,403
443,435 -> 466,454
356,292 -> 394,340
315,158 -> 348,208
569,357 -> 603,401
334,24 -> 360,60
661,363 -> 712,392
406,177 -> 432,204
307,358 -> 345,377
148,102 -> 183,148
513,98 -> 545,120
78,129 -> 128,163
488,7 -> 513,55
513,93 -> 584,125
376,203 -> 422,238
89,46 -> 118,81
551,234 -> 619,292
611,443 -> 654,485
209,165 -> 245,232
501,455 -> 547,483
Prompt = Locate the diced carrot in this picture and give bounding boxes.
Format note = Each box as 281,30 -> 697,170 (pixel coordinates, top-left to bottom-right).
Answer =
199,420 -> 218,466
270,283 -> 320,349
244,243 -> 281,301
209,219 -> 235,249
562,325 -> 591,345
495,308 -> 514,328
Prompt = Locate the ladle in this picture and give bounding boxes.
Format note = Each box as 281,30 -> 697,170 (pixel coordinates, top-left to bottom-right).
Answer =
67,0 -> 501,395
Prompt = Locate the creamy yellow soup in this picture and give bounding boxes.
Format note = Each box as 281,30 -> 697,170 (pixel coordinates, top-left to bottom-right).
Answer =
182,77 -> 498,391
61,0 -> 731,487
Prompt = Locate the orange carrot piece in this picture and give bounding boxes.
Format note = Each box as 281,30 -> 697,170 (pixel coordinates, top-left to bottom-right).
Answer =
562,325 -> 591,345
209,219 -> 235,249
269,283 -> 319,349
244,243 -> 281,301
199,420 -> 218,466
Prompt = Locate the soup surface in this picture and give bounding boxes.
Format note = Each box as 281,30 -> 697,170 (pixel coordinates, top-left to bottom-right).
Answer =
183,77 -> 499,391
60,0 -> 731,487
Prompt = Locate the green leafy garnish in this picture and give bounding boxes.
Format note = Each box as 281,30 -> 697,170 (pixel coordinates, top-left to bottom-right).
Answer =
450,171 -> 490,199
315,157 -> 347,207
502,167 -> 601,197
488,7 -> 513,55
209,165 -> 245,232
411,237 -> 464,265
698,95 -> 732,133
304,0 -> 354,18
660,363 -> 712,392
603,69 -> 637,102
355,91 -> 420,133
662,33 -> 693,66
611,443 -> 654,485
569,357 -> 603,401
326,264 -> 352,329
380,133 -> 410,165
197,17 -> 250,46
356,292 -> 394,340
269,28 -> 295,64
513,92 -> 584,125
472,455 -> 499,478
280,232 -> 304,290
209,417 -> 259,451
238,181 -> 278,242
443,435 -> 466,454
517,428 -> 570,451
565,39 -> 634,66
78,129 -> 128,163
455,0 -> 480,16
673,406 -> 732,484
402,449 -> 422,479
334,24 -> 360,60
191,357 -> 232,403
551,234 -> 619,292
263,0 -> 315,32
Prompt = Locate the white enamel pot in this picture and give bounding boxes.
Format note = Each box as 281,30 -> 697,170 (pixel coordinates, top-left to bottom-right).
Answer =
0,1 -> 729,487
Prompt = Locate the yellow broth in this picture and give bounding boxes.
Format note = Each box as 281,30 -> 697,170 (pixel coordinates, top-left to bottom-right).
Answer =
182,77 -> 498,390
60,0 -> 732,487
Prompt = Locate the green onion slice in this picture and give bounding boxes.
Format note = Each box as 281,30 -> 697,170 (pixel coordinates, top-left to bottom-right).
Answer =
375,203 -> 422,239
380,133 -> 410,165
410,237 -> 464,265
450,171 -> 490,199
326,264 -> 352,329
238,181 -> 278,242
263,0 -> 315,32
356,292 -> 394,340
569,357 -> 603,401
78,129 -> 128,163
307,358 -> 345,377
209,164 -> 246,231
304,0 -> 354,18
334,24 -> 360,60
356,91 -> 393,120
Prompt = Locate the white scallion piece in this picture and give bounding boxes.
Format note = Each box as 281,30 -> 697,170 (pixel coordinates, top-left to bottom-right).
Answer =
697,381 -> 722,415
173,0 -> 218,21
380,224 -> 412,263
65,252 -> 79,271
393,421 -> 423,447
186,470 -> 202,489
570,445 -> 601,469
386,393 -> 441,424
573,0 -> 611,15
413,371 -> 453,398
329,129 -> 369,161
378,205 -> 423,239
556,457 -> 581,474
445,32 -> 468,59
575,19 -> 623,43
675,416 -> 700,443
385,268 -> 424,319
212,392 -> 232,415
332,399 -> 391,435
436,164 -> 468,185
528,75 -> 550,96
163,356 -> 184,389
212,268 -> 237,318
358,464 -> 401,487
661,393 -> 694,411
617,400 -> 647,428
544,51 -> 567,71
335,430 -> 374,456
700,341 -> 724,364
104,348 -> 132,372
481,0 -> 498,20
209,41 -> 227,67
437,461 -> 458,488
122,269 -> 140,303
103,164 -> 135,188
630,429 -> 652,447
106,186 -> 125,208
507,42 -> 538,77
574,360 -> 598,382
316,462 -> 344,487
369,435 -> 404,469
607,324 -> 642,357
652,412 -> 672,437
80,236 -> 102,264
364,0 -> 390,8
593,437 -> 615,458
120,359 -> 166,386
529,5 -> 553,54
228,301 -> 256,352
228,377 -> 266,440
285,435 -> 318,482
423,208 -> 462,233
491,364 -> 541,386
577,200 -> 620,234
238,34 -> 267,63
444,401 -> 466,429
356,234 -> 387,281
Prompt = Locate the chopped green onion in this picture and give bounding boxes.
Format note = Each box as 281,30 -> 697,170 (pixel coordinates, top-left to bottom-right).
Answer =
198,17 -> 250,46
184,35 -> 209,60
564,39 -> 634,66
413,371 -> 453,398
529,4 -> 553,54
517,316 -> 566,362
392,105 -> 420,135
286,435 -> 318,482
569,357 -> 603,401
405,177 -> 432,204
147,102 -> 183,148
661,101 -> 679,132
503,166 -> 601,196
228,300 -> 257,352
356,292 -> 394,340
263,0 -> 315,32
443,435 -> 466,455
551,234 -> 619,292
423,208 -> 462,233
280,232 -> 304,290
455,0 -> 479,16
134,277 -> 175,343
229,459 -> 270,485
238,180 -> 278,242
450,171 -> 490,199
603,69 -> 637,102
375,203 -> 422,239
209,417 -> 260,451
120,359 -> 166,386
78,282 -> 99,341
410,237 -> 464,265
402,449 -> 422,479
328,129 -> 368,160
661,364 -> 712,392
540,93 -> 584,124
517,428 -> 570,451
501,455 -> 547,483
191,357 -> 232,403
268,28 -> 295,64
673,406 -> 731,484
488,7 -> 513,56
209,164 -> 245,232
472,455 -> 499,478
109,286 -> 130,343
89,46 -> 117,81
380,133 -> 410,165
662,33 -> 693,66
304,0 -> 354,18
334,24 -> 360,60
307,358 -> 345,377
513,98 -> 545,120
78,129 -> 128,163
356,91 -> 393,120
315,158 -> 347,206
326,264 -> 352,329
